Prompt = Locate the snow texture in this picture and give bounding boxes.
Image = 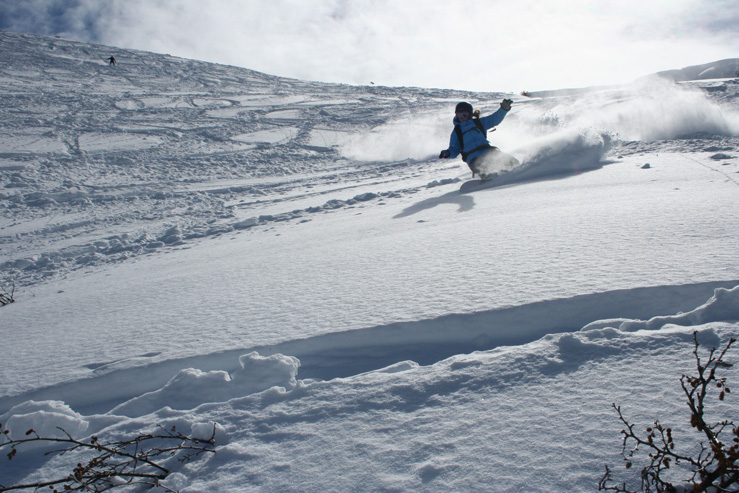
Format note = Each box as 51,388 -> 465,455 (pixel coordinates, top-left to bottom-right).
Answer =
1,31 -> 739,492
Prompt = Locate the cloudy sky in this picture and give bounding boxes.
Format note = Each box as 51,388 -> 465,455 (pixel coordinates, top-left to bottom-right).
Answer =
1,0 -> 737,92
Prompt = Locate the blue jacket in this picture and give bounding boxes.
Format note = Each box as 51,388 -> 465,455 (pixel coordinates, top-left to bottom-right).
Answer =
445,107 -> 508,163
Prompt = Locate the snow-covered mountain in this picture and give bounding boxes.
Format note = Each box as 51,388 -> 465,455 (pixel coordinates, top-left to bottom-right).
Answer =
1,31 -> 738,491
654,58 -> 739,82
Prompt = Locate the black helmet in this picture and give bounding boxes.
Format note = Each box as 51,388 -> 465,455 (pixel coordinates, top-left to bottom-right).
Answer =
455,102 -> 473,114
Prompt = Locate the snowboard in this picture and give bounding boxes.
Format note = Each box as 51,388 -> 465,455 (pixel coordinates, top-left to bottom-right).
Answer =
460,175 -> 503,193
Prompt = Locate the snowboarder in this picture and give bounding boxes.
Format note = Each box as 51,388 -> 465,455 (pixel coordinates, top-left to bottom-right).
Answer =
106,56 -> 116,66
439,99 -> 518,180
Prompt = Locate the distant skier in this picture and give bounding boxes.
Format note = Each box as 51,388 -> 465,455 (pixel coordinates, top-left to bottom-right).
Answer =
439,99 -> 519,180
106,56 -> 116,66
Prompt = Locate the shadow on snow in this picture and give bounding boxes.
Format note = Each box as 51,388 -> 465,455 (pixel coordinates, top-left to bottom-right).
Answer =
1,280 -> 736,416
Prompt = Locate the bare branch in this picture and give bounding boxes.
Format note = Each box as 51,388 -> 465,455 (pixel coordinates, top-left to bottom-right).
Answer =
0,281 -> 14,306
0,422 -> 216,492
600,332 -> 738,492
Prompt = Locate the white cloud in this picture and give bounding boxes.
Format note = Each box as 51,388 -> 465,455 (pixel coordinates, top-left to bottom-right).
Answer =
0,0 -> 737,91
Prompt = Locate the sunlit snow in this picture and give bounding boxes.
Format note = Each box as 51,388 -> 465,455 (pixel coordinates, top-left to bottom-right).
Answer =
1,31 -> 738,492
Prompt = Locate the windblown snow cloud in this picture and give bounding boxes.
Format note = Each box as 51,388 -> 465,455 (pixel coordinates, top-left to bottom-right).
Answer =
1,0 -> 737,92
340,111 -> 451,162
500,77 -> 739,159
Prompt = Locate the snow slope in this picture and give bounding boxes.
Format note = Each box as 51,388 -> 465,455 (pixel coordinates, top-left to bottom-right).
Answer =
1,31 -> 739,491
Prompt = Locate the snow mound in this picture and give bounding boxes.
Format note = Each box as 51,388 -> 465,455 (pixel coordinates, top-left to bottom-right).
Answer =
458,128 -> 612,191
0,400 -> 88,440
654,58 -> 739,82
517,128 -> 611,177
582,285 -> 739,333
110,352 -> 300,417
1,286 -> 738,491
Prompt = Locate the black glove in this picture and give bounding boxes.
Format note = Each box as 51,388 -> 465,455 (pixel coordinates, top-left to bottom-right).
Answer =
500,99 -> 513,111
439,150 -> 450,159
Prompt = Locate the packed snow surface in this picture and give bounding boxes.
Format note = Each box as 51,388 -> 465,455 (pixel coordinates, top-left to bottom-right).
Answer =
1,31 -> 738,491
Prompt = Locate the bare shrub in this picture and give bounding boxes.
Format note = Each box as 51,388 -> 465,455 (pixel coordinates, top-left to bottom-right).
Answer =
599,332 -> 738,492
0,423 -> 216,492
0,282 -> 14,306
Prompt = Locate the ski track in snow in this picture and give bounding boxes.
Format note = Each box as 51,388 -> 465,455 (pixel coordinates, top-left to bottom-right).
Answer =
4,32 -> 736,290
2,32 -> 739,385
1,32 -> 739,491
1,33 -> 738,361
1,280 -> 737,416
0,32 -> 484,286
